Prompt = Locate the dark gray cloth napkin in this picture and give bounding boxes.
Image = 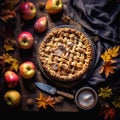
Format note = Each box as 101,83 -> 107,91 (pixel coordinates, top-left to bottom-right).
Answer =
66,0 -> 120,86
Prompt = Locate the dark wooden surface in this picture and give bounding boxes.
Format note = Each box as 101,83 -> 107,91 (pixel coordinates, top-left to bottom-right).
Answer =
0,0 -> 101,118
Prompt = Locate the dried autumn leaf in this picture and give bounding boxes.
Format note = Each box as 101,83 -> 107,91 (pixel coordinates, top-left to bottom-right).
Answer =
61,15 -> 71,23
98,86 -> 112,99
101,50 -> 112,63
9,59 -> 19,72
2,53 -> 19,72
2,53 -> 13,64
36,92 -> 56,109
4,39 -> 16,51
100,107 -> 116,120
108,46 -> 120,58
112,97 -> 120,108
99,61 -> 116,78
101,46 -> 120,63
4,44 -> 14,51
0,10 -> 16,22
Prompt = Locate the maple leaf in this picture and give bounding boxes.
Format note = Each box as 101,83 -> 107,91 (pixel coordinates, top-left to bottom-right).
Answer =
4,39 -> 16,51
61,15 -> 71,23
2,53 -> 13,64
99,61 -> 116,78
36,92 -> 56,109
101,50 -> 112,63
4,44 -> 14,51
100,107 -> 116,120
101,46 -> 120,63
2,53 -> 19,72
9,59 -> 19,72
108,46 -> 120,58
0,10 -> 16,22
112,97 -> 120,108
98,86 -> 112,99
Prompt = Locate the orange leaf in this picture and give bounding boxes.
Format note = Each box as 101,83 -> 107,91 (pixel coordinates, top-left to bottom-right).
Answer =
0,10 -> 16,22
99,61 -> 116,78
36,92 -> 56,109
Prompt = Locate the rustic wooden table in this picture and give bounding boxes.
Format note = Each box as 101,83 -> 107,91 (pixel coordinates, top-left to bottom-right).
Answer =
0,0 -> 101,118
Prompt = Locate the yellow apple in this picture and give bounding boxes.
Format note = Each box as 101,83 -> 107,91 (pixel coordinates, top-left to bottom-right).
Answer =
45,0 -> 63,14
4,90 -> 21,107
19,61 -> 36,79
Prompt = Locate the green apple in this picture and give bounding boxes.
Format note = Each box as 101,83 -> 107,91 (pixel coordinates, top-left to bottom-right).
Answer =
4,90 -> 21,107
19,61 -> 36,79
45,0 -> 63,14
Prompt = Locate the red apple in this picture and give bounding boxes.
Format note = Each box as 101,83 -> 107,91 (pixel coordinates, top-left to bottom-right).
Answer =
4,90 -> 21,107
45,0 -> 63,14
4,71 -> 19,88
19,61 -> 36,79
17,31 -> 34,49
34,16 -> 47,33
19,1 -> 37,20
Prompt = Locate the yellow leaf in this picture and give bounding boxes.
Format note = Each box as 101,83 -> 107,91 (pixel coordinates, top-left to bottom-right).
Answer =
4,39 -> 16,51
111,46 -> 120,57
4,44 -> 14,51
9,61 -> 19,72
112,97 -> 120,108
101,46 -> 120,63
2,53 -> 19,72
101,50 -> 111,63
3,53 -> 13,64
98,86 -> 112,99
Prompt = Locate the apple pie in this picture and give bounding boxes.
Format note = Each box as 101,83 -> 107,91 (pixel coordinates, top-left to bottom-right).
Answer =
38,27 -> 94,82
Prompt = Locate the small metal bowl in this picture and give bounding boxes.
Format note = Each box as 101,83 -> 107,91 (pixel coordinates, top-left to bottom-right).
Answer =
75,87 -> 98,110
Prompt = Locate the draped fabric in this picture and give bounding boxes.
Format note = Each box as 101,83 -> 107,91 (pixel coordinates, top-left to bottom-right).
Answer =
66,0 -> 120,86
67,0 -> 120,43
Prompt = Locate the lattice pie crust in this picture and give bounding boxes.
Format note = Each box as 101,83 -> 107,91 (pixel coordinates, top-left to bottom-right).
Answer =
38,27 -> 93,82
